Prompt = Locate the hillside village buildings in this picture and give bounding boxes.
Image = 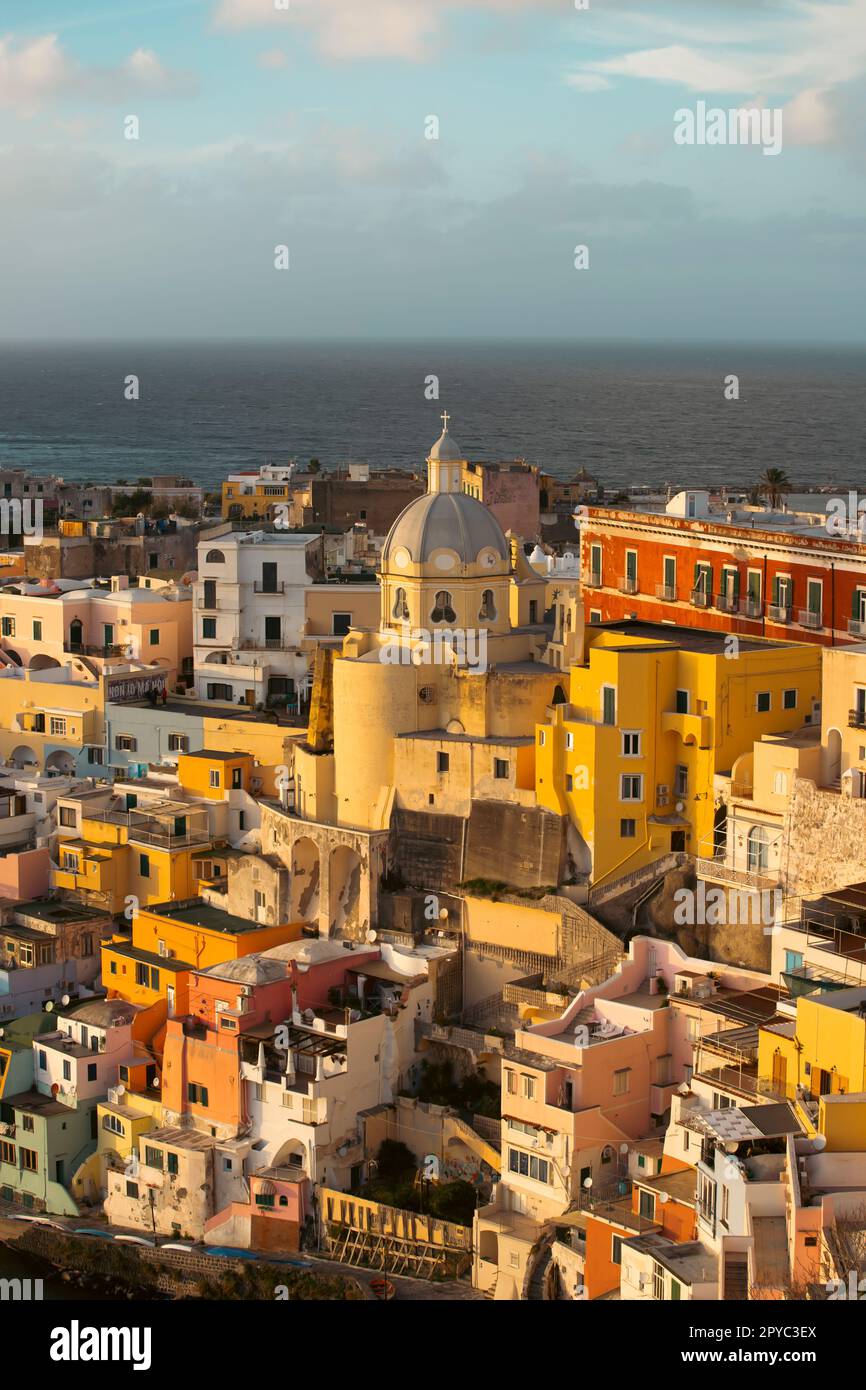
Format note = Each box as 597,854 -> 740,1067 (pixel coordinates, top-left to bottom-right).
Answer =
3,433 -> 866,1302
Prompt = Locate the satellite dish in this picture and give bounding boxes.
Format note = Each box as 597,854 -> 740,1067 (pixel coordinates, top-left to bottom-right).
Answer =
365,929 -> 377,943
812,1134 -> 827,1152
659,1192 -> 669,1204
61,994 -> 70,1007
583,1176 -> 593,1190
45,1000 -> 54,1012
724,1140 -> 739,1154
116,1083 -> 126,1097
0,1027 -> 5,1038
678,1082 -> 690,1095
438,908 -> 449,921
152,1076 -> 160,1088
675,801 -> 685,813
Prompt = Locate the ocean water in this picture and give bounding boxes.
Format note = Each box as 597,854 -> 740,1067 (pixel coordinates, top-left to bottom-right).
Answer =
0,341 -> 863,492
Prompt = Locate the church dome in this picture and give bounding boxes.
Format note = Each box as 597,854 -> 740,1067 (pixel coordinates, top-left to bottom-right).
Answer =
429,421 -> 462,462
381,490 -> 509,571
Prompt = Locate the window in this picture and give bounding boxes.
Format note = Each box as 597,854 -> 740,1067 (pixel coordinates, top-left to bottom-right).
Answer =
126,1181 -> 139,1199
755,691 -> 771,713
209,769 -> 221,789
145,1146 -> 164,1170
806,578 -> 822,621
437,752 -> 449,774
639,1189 -> 655,1220
22,1115 -> 34,1133
332,612 -> 352,637
507,1149 -> 549,1184
620,818 -> 636,838
32,620 -> 42,640
612,1235 -> 623,1265
783,688 -> 797,710
49,717 -> 67,736
773,771 -> 788,795
622,731 -> 641,757
494,758 -> 509,780
479,589 -> 496,621
202,618 -> 217,639
0,1140 -> 14,1165
21,1148 -> 38,1172
589,544 -> 602,582
149,629 -> 159,645
674,764 -> 688,797
521,1074 -> 535,1100
87,1063 -> 97,1082
38,1050 -> 47,1070
62,1059 -> 71,1081
139,853 -> 150,878
188,1082 -> 209,1107
103,1113 -> 124,1136
431,590 -> 456,624
207,683 -> 233,701
505,1070 -> 517,1095
601,686 -> 616,725
59,806 -> 76,828
1,617 -> 14,637
205,550 -> 225,563
392,588 -> 409,621
115,735 -> 137,752
620,774 -> 643,802
168,734 -> 189,753
87,746 -> 104,765
747,826 -> 769,873
675,689 -> 689,714
613,1068 -> 631,1096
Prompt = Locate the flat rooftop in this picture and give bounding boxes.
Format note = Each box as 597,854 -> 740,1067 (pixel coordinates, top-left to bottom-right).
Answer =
146,899 -> 273,936
590,620 -> 793,655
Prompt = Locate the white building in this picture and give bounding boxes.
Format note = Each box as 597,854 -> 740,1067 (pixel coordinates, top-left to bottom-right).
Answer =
193,531 -> 323,708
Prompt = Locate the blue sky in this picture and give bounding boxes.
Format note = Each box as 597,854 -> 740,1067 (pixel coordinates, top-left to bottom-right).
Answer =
0,0 -> 864,341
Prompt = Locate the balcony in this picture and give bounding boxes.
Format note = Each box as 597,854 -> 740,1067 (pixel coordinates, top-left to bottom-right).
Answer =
690,589 -> 711,608
618,576 -> 638,595
656,584 -> 677,602
739,598 -> 763,620
63,642 -> 126,658
660,709 -> 711,747
849,619 -> 866,638
768,604 -> 792,624
127,825 -> 211,850
582,571 -> 603,589
798,610 -> 822,630
849,708 -> 866,729
694,854 -> 780,890
715,593 -> 737,614
254,581 -> 285,594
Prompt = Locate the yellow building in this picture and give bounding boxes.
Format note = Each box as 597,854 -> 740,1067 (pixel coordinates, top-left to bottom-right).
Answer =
758,987 -> 866,1112
535,621 -> 822,888
221,466 -> 293,521
0,662 -> 105,775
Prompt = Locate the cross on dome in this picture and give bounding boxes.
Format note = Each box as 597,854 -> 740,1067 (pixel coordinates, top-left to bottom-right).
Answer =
441,410 -> 450,432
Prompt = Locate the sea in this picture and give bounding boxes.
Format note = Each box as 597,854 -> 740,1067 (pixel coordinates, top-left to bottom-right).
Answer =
0,341 -> 863,493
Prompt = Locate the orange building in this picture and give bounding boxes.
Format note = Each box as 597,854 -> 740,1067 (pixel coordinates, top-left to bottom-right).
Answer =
580,492 -> 866,646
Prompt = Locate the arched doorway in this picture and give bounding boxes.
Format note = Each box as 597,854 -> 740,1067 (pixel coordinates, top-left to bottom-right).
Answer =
827,728 -> 842,785
747,826 -> 769,874
10,745 -> 38,769
45,749 -> 76,776
68,618 -> 84,652
290,837 -> 320,923
329,846 -> 361,938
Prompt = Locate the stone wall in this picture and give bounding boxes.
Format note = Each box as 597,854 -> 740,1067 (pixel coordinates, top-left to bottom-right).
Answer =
783,778 -> 866,898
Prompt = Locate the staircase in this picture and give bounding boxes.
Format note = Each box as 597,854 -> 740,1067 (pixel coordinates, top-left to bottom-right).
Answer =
527,1242 -> 554,1301
723,1251 -> 749,1300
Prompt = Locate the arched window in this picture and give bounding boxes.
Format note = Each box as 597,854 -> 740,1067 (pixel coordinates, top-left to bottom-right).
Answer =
747,826 -> 769,872
773,771 -> 788,796
205,549 -> 225,564
479,589 -> 496,621
552,684 -> 567,706
431,590 -> 456,624
392,587 -> 409,621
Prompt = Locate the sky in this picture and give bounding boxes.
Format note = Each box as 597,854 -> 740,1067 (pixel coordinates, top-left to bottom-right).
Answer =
0,0 -> 864,342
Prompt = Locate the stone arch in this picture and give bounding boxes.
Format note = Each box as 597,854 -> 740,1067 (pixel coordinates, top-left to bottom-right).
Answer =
827,727 -> 843,785
10,745 -> 37,769
28,653 -> 61,671
290,837 -> 321,923
273,1140 -> 307,1173
329,845 -> 361,939
45,749 -> 76,775
3,649 -> 23,667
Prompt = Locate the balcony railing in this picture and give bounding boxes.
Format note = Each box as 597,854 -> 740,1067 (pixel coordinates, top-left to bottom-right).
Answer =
768,604 -> 793,624
254,581 -> 285,594
849,619 -> 866,638
798,609 -> 822,630
739,598 -> 763,619
618,576 -> 638,595
716,593 -> 738,614
848,709 -> 866,729
63,642 -> 126,657
656,584 -> 677,602
582,572 -> 603,589
690,589 -> 711,608
127,826 -> 212,850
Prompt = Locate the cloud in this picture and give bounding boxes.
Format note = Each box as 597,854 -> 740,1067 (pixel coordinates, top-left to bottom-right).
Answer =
564,0 -> 866,149
213,0 -> 562,61
0,33 -> 195,115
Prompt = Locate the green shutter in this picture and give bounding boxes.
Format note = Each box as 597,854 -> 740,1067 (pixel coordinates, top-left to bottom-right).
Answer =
854,588 -> 862,620
732,570 -> 741,602
772,576 -> 781,606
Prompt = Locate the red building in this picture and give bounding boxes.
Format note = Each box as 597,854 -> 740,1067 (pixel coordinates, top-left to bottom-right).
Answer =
579,490 -> 866,647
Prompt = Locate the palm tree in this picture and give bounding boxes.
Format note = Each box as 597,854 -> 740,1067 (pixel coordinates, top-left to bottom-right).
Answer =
758,467 -> 791,509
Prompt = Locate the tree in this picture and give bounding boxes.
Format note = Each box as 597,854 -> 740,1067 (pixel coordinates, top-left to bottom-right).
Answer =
758,467 -> 791,509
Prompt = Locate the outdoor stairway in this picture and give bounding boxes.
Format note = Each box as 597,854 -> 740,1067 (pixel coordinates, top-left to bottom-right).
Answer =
723,1251 -> 749,1300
